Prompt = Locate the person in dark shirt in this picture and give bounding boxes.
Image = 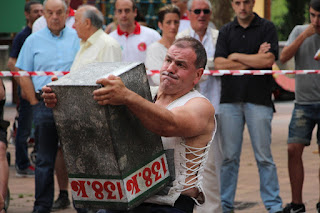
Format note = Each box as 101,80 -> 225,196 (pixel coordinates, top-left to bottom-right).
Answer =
214,0 -> 282,213
8,0 -> 43,71
7,0 -> 43,178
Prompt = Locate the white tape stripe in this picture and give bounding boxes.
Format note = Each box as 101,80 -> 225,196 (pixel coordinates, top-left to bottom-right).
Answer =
1,70 -> 320,76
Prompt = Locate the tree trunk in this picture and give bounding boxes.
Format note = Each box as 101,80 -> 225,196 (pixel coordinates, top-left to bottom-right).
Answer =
211,0 -> 234,29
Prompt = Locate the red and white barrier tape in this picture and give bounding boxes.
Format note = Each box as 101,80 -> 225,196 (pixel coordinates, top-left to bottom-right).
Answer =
148,70 -> 320,76
1,70 -> 320,77
0,71 -> 70,77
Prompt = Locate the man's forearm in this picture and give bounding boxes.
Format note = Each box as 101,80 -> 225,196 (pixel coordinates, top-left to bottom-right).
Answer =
280,33 -> 306,64
19,76 -> 38,105
214,57 -> 250,70
280,24 -> 315,64
7,57 -> 18,72
229,52 -> 275,69
124,90 -> 180,137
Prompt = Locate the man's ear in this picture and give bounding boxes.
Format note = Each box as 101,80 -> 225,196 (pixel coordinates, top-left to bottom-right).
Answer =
85,18 -> 91,28
158,21 -> 163,31
193,68 -> 204,85
25,12 -> 30,22
134,8 -> 137,19
186,9 -> 191,19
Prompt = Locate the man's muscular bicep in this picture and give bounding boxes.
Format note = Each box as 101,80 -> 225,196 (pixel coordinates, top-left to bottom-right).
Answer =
171,98 -> 215,138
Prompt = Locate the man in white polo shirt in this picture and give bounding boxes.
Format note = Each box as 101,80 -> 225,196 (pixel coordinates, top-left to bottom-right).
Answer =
109,0 -> 161,63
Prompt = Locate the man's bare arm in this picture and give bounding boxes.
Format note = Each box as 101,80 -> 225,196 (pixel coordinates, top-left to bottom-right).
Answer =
214,57 -> 250,70
19,75 -> 38,105
8,58 -> 22,86
280,24 -> 315,64
228,52 -> 275,69
7,58 -> 18,71
93,75 -> 215,138
215,42 -> 275,70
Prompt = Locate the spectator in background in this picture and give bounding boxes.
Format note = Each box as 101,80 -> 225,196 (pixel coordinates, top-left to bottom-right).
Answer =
31,0 -> 77,210
8,1 -> 43,71
177,0 -> 219,110
105,7 -> 147,34
71,4 -> 122,72
32,0 -> 75,33
109,0 -> 161,63
171,0 -> 190,32
145,4 -> 180,86
54,6 -> 121,213
171,0 -> 215,32
280,0 -> 320,212
7,0 -> 43,177
15,0 -> 80,212
214,0 -> 283,212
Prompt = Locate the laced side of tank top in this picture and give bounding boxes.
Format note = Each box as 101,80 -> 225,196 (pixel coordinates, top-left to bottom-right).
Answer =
176,141 -> 211,193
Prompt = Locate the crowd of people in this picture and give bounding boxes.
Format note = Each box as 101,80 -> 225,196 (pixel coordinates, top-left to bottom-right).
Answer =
0,0 -> 320,213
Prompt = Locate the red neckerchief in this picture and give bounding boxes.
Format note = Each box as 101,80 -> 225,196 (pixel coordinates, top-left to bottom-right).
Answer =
181,13 -> 189,20
69,7 -> 75,17
117,21 -> 141,37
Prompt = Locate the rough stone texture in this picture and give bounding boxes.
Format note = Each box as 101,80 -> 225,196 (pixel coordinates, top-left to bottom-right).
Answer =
48,62 -> 168,210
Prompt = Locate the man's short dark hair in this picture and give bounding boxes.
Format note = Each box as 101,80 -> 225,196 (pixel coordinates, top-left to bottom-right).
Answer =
114,0 -> 137,11
79,5 -> 104,29
310,0 -> 320,11
173,37 -> 207,69
25,0 -> 41,13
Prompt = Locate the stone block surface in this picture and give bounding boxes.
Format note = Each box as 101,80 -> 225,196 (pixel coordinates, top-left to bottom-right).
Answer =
48,62 -> 170,210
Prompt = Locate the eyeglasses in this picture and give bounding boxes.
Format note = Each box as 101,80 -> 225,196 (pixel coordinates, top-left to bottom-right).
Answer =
190,9 -> 210,15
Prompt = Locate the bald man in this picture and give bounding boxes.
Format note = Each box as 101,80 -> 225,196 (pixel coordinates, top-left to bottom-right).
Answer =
15,0 -> 80,212
71,5 -> 122,72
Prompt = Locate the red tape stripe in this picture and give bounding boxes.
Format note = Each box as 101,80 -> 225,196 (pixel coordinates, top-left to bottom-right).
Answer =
1,70 -> 320,76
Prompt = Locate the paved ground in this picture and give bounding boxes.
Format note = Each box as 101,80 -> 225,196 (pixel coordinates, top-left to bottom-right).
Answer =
2,79 -> 319,212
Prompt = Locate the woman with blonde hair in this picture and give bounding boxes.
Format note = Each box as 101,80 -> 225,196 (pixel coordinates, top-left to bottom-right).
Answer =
145,5 -> 180,86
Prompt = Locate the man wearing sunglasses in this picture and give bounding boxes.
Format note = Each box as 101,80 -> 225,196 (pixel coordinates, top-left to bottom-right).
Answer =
176,0 -> 222,213
214,0 -> 282,213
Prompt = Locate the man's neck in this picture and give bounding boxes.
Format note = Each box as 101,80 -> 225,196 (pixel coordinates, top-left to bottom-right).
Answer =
195,28 -> 207,42
27,21 -> 32,29
83,28 -> 99,42
237,13 -> 255,28
120,23 -> 136,34
50,27 -> 64,37
155,87 -> 192,107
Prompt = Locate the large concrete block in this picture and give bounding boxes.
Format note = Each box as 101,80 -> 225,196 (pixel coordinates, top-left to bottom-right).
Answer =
48,62 -> 170,210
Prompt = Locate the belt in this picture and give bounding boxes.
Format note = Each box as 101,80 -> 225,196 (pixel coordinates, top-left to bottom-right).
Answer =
174,194 -> 195,213
35,90 -> 43,101
139,195 -> 195,213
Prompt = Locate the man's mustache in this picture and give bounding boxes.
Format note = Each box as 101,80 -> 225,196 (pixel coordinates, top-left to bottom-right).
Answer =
162,71 -> 178,80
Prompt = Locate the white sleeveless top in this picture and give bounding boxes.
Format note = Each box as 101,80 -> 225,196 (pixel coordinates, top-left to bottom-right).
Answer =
145,90 -> 216,206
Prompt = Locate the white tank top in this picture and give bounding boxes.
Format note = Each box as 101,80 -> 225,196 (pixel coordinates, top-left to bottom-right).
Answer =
145,90 -> 216,206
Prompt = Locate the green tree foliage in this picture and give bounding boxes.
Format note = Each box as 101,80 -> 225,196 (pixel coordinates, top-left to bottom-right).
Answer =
272,0 -> 309,41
